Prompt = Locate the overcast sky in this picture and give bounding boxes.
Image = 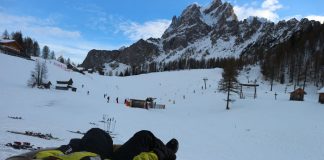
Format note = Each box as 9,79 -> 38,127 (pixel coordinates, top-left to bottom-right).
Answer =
0,0 -> 323,63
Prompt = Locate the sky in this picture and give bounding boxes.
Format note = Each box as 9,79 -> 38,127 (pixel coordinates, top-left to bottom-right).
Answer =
0,0 -> 323,63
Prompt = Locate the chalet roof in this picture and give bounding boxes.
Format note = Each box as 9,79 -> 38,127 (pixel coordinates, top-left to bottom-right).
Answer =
290,88 -> 307,94
239,83 -> 259,86
0,39 -> 15,43
0,39 -> 23,51
318,87 -> 324,94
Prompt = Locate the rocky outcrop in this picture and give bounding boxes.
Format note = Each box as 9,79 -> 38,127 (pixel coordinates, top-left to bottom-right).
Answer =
82,49 -> 120,69
82,39 -> 159,68
117,39 -> 160,66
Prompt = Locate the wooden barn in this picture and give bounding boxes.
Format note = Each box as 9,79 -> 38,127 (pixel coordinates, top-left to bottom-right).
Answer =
318,87 -> 324,104
290,88 -> 306,101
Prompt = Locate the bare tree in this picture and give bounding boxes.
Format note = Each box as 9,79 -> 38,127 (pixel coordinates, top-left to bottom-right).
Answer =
28,61 -> 48,88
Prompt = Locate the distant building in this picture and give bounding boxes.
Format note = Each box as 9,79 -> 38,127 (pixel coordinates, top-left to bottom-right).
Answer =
42,81 -> 52,89
126,97 -> 165,109
317,87 -> 324,104
290,88 -> 306,101
55,78 -> 77,92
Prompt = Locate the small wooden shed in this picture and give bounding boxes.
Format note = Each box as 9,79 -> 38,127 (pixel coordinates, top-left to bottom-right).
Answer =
42,81 -> 52,89
290,88 -> 306,101
317,87 -> 324,104
55,78 -> 76,92
126,97 -> 165,109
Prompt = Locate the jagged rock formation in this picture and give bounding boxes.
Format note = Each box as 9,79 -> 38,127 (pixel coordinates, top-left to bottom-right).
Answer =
81,0 -> 323,73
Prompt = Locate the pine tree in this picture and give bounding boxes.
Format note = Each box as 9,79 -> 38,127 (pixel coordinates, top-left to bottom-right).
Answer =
23,37 -> 34,56
11,31 -> 24,48
2,30 -> 10,39
218,60 -> 240,110
57,55 -> 65,63
66,58 -> 71,65
124,68 -> 130,76
42,45 -> 50,59
32,41 -> 40,57
49,51 -> 56,59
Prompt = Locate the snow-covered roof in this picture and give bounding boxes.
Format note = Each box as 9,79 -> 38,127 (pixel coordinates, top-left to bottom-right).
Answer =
318,87 -> 324,93
0,39 -> 15,43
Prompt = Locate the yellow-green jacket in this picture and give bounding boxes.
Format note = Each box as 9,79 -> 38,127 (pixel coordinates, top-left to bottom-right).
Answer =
6,149 -> 159,160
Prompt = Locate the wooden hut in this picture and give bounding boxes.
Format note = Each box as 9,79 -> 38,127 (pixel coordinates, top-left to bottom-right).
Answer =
318,87 -> 324,104
55,78 -> 76,92
42,81 -> 52,89
127,97 -> 165,109
57,78 -> 73,86
290,88 -> 306,101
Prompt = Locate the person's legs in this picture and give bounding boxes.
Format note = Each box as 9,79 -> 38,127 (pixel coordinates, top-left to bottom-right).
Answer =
113,130 -> 159,160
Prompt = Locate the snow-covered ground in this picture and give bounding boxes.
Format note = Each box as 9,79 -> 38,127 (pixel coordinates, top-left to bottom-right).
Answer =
1,53 -> 324,160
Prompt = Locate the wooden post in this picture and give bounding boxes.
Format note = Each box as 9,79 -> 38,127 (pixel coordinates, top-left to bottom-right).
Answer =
240,84 -> 243,99
275,92 -> 278,100
226,81 -> 230,110
254,85 -> 257,99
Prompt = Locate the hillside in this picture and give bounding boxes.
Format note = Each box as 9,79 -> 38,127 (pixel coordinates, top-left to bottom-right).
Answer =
1,53 -> 324,159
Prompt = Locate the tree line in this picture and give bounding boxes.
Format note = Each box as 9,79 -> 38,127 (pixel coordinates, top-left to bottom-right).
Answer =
2,29 -> 74,66
259,22 -> 324,89
112,57 -> 244,77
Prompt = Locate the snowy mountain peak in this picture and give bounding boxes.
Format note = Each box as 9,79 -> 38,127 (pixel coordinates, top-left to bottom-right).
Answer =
81,0 -> 323,74
166,3 -> 202,30
203,0 -> 223,14
202,1 -> 237,26
245,16 -> 269,24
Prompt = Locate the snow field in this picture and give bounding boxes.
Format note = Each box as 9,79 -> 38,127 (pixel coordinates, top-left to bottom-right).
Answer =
1,53 -> 324,160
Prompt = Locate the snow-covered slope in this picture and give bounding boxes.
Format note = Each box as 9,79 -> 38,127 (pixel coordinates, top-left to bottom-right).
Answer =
1,53 -> 324,160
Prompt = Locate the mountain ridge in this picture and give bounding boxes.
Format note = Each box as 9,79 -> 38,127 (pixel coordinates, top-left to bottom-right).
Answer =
81,0 -> 322,74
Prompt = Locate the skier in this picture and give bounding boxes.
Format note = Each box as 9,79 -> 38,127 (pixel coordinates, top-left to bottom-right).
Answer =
107,96 -> 110,103
29,128 -> 178,160
116,97 -> 119,103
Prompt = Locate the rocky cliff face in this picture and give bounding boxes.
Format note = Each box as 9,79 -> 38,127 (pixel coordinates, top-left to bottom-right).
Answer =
81,0 -> 322,71
82,49 -> 120,69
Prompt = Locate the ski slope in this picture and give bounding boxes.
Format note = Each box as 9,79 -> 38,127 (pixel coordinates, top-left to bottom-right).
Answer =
1,53 -> 324,160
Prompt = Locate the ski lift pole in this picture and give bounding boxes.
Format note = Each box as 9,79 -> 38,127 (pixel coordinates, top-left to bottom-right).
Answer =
112,120 -> 116,133
111,118 -> 115,132
106,118 -> 110,133
203,77 -> 208,90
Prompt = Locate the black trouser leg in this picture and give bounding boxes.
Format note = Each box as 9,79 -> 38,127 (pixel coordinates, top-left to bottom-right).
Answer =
81,128 -> 114,159
113,130 -> 162,160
